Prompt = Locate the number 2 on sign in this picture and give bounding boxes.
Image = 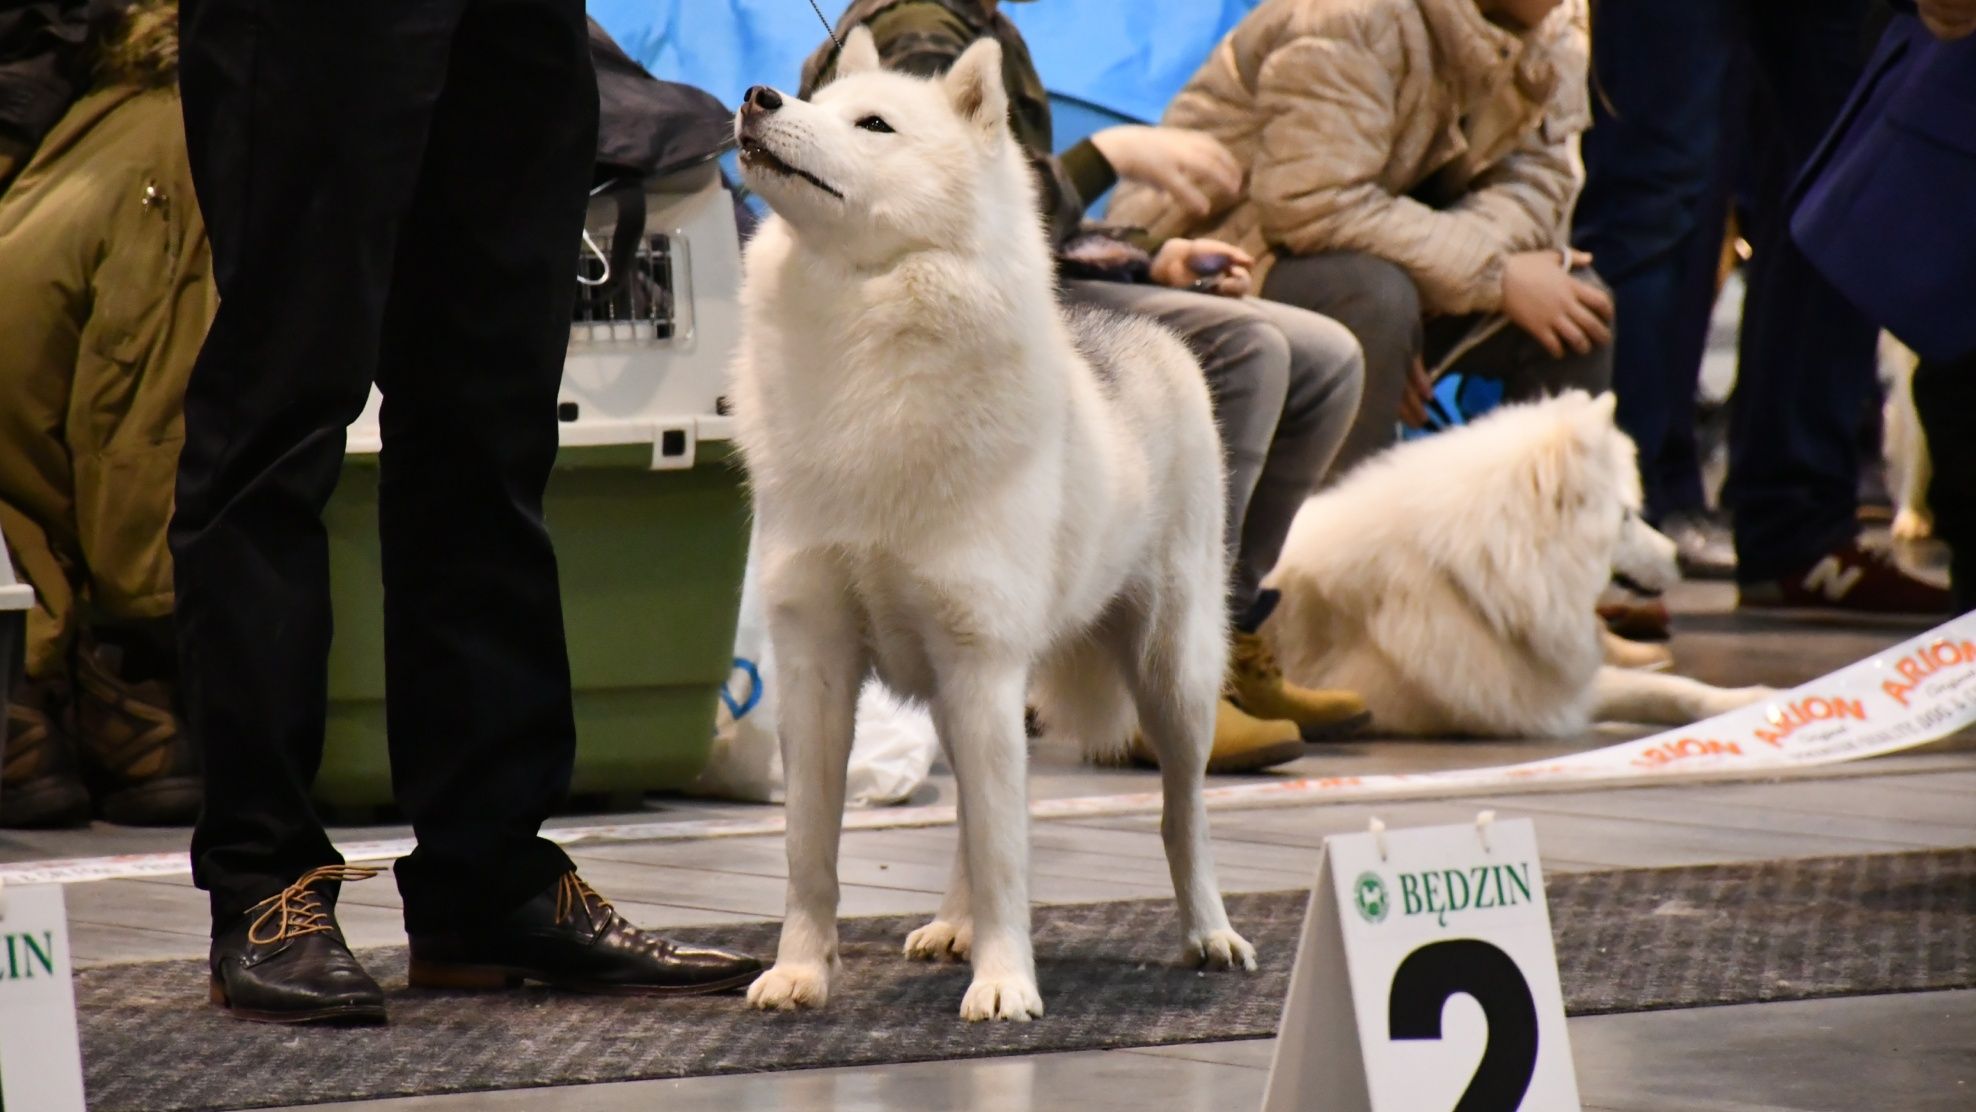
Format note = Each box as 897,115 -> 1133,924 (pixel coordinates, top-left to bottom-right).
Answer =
1389,939 -> 1540,1111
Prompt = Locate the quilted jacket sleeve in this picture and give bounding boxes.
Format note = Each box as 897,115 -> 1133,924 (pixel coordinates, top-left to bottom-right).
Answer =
1250,19 -> 1518,314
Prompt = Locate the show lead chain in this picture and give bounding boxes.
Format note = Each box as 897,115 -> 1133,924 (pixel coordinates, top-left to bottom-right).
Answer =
806,0 -> 843,51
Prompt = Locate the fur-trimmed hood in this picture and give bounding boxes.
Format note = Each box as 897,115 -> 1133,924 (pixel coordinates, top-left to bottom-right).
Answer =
96,0 -> 176,88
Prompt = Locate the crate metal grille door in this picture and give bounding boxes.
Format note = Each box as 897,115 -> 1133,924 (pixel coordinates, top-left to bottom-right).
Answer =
573,230 -> 678,345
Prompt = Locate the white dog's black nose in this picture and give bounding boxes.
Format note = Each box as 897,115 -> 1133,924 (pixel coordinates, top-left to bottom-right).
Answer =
743,85 -> 782,115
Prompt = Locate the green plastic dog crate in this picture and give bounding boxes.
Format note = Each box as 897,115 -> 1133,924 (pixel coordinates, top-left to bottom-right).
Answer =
314,165 -> 749,812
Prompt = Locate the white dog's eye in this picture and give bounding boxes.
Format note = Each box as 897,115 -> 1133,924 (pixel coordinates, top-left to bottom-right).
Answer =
856,115 -> 894,134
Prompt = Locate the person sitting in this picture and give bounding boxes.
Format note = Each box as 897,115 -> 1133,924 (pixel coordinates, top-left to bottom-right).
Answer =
0,0 -> 206,828
802,0 -> 1374,773
1108,0 -> 1613,478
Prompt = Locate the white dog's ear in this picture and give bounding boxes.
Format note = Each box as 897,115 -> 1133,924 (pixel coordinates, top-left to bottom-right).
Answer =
836,25 -> 882,78
1590,392 -> 1618,423
944,38 -> 1008,134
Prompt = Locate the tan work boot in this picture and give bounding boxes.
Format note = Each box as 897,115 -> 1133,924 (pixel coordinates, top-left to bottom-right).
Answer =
1228,590 -> 1371,740
1127,698 -> 1305,775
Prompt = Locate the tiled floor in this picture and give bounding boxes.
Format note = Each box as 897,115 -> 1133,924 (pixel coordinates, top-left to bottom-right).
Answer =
8,582 -> 1973,1110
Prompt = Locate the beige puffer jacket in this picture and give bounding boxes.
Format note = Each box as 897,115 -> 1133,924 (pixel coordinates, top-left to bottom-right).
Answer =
1108,0 -> 1591,315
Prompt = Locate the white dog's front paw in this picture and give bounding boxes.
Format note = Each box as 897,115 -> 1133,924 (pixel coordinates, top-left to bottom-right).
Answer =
904,918 -> 973,962
1714,685 -> 1780,716
1186,928 -> 1258,972
958,974 -> 1044,1022
746,962 -> 832,1012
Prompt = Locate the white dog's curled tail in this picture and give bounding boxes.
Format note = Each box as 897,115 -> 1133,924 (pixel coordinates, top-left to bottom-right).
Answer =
1031,640 -> 1138,762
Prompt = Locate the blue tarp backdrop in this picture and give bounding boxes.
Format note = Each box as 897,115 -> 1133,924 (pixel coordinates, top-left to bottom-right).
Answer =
589,0 -> 1262,127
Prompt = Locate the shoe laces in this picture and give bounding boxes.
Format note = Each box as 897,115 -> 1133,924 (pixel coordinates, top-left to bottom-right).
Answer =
245,865 -> 380,945
1230,631 -> 1283,684
553,872 -> 614,927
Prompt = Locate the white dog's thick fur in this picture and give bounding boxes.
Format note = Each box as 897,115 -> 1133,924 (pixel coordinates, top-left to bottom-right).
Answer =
1265,393 -> 1773,738
729,29 -> 1253,1023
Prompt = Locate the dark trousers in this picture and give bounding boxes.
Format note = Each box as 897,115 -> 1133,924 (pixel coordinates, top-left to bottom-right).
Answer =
1575,0 -> 1877,578
1262,252 -> 1613,479
1913,354 -> 1976,613
173,0 -> 597,930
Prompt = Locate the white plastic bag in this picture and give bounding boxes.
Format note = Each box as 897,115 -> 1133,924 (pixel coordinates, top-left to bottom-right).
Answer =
694,543 -> 938,806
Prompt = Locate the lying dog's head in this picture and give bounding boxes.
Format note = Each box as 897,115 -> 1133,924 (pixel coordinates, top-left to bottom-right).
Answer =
1511,390 -> 1679,596
1544,392 -> 1680,596
735,27 -> 1017,258
1614,510 -> 1680,597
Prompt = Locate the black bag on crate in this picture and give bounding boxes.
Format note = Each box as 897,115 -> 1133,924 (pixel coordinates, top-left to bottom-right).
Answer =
577,19 -> 735,336
588,18 -> 730,184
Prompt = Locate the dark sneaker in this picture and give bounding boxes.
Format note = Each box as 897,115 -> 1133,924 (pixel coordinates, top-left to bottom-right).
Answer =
1739,539 -> 1952,617
210,865 -> 388,1025
74,638 -> 201,825
1662,511 -> 1736,581
2,681 -> 91,829
408,871 -> 763,996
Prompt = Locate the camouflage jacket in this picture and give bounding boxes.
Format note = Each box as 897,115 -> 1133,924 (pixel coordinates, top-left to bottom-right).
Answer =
798,0 -> 1121,253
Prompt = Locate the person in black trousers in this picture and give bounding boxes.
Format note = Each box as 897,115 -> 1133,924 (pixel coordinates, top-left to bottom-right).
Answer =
173,0 -> 760,1024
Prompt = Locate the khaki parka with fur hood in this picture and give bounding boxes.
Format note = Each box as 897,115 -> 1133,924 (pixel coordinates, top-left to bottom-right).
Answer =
1108,0 -> 1591,315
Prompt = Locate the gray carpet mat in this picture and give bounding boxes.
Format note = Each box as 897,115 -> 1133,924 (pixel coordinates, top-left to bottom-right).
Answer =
79,848 -> 1973,1111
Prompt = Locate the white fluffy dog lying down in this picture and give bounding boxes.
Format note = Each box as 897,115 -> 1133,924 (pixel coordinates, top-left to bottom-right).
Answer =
1264,392 -> 1774,738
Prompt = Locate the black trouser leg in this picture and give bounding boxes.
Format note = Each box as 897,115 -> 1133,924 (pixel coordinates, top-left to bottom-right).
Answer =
1912,354 -> 1976,613
175,0 -> 592,927
376,0 -> 596,933
176,0 -> 461,923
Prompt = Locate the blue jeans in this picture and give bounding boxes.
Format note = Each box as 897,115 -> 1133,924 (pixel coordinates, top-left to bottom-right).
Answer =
1574,0 -> 1878,580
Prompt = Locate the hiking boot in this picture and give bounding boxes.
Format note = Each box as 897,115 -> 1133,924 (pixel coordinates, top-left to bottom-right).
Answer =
1739,538 -> 1952,617
1127,698 -> 1306,775
408,871 -> 763,996
2,680 -> 91,829
74,638 -> 200,825
1661,510 -> 1736,581
1228,590 -> 1371,740
210,865 -> 388,1025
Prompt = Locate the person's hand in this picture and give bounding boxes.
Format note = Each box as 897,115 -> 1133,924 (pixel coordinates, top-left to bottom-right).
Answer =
1398,356 -> 1432,427
1501,249 -> 1614,358
1150,238 -> 1255,297
1919,0 -> 1976,40
1090,125 -> 1242,219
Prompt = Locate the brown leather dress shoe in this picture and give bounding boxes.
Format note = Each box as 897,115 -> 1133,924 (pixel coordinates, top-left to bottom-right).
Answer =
210,865 -> 388,1025
408,871 -> 763,996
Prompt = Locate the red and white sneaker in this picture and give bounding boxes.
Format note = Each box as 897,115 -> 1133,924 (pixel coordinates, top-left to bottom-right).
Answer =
1738,539 -> 1951,617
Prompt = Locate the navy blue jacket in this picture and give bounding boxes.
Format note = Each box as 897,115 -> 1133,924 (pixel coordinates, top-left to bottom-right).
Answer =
1792,12 -> 1976,363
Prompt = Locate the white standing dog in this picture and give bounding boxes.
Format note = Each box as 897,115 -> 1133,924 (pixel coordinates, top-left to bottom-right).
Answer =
729,29 -> 1254,1023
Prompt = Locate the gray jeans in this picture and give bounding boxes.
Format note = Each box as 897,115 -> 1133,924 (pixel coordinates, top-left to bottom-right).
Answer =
1261,251 -> 1614,479
1061,280 -> 1365,620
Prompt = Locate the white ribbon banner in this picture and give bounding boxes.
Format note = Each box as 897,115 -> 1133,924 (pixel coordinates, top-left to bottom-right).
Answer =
5,613 -> 1973,887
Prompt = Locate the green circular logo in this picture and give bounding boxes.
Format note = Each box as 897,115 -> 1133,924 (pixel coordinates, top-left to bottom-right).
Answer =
1353,871 -> 1390,923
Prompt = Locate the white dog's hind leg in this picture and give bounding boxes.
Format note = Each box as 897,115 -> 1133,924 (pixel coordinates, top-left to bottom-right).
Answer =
1129,615 -> 1257,973
748,578 -> 864,1013
904,758 -> 973,962
932,656 -> 1044,1022
1592,665 -> 1775,727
